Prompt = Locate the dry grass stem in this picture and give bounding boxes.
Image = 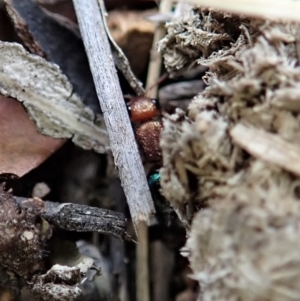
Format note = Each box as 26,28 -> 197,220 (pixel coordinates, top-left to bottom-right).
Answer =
72,0 -> 155,228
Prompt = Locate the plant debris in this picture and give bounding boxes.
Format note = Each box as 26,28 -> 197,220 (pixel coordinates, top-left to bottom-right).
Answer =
158,6 -> 300,300
0,1 -> 197,301
158,8 -> 249,75
4,0 -> 100,113
0,96 -> 65,176
0,184 -> 127,301
186,160 -> 300,301
159,7 -> 300,222
0,42 -> 109,153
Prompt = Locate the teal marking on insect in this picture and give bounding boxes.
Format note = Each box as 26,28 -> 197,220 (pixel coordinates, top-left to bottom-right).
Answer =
148,170 -> 160,186
148,170 -> 175,226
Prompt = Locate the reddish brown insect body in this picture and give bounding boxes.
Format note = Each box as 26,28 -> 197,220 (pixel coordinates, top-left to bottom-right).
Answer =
125,74 -> 170,162
128,96 -> 160,122
135,121 -> 162,162
127,96 -> 162,163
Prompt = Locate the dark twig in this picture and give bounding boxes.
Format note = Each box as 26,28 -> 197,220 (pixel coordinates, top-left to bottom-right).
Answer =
16,197 -> 128,240
42,202 -> 127,239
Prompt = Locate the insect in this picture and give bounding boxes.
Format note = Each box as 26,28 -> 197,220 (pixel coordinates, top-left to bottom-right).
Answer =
125,75 -> 177,224
127,96 -> 163,163
148,169 -> 175,226
125,74 -> 171,163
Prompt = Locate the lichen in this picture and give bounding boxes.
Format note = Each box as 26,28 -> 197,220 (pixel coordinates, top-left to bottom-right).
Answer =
186,161 -> 300,301
159,7 -> 300,300
158,8 -> 254,75
159,9 -> 300,223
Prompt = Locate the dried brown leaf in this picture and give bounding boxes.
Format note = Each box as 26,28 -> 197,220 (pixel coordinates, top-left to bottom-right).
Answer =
0,96 -> 65,176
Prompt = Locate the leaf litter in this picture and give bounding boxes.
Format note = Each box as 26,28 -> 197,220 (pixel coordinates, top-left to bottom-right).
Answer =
0,42 -> 109,154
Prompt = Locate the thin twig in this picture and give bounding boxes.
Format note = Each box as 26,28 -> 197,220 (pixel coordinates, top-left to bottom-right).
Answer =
16,197 -> 129,240
98,0 -> 145,96
72,0 -> 155,229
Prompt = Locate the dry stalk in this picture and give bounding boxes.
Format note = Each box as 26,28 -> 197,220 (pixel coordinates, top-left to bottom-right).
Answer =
136,1 -> 173,301
145,0 -> 172,97
72,0 -> 155,228
136,0 -> 172,301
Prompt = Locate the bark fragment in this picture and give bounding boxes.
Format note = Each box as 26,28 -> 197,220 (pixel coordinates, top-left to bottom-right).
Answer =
0,42 -> 109,153
4,0 -> 100,113
0,185 -> 127,301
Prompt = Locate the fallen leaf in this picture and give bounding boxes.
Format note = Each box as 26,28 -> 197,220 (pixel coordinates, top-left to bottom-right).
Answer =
0,96 -> 65,176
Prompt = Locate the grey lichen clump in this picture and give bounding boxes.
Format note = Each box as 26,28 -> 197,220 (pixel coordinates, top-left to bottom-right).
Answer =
159,8 -> 300,221
159,6 -> 300,301
158,8 -> 253,75
187,167 -> 300,301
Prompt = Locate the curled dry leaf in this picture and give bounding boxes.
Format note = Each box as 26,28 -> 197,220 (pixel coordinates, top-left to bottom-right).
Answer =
0,96 -> 65,176
0,42 -> 109,154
